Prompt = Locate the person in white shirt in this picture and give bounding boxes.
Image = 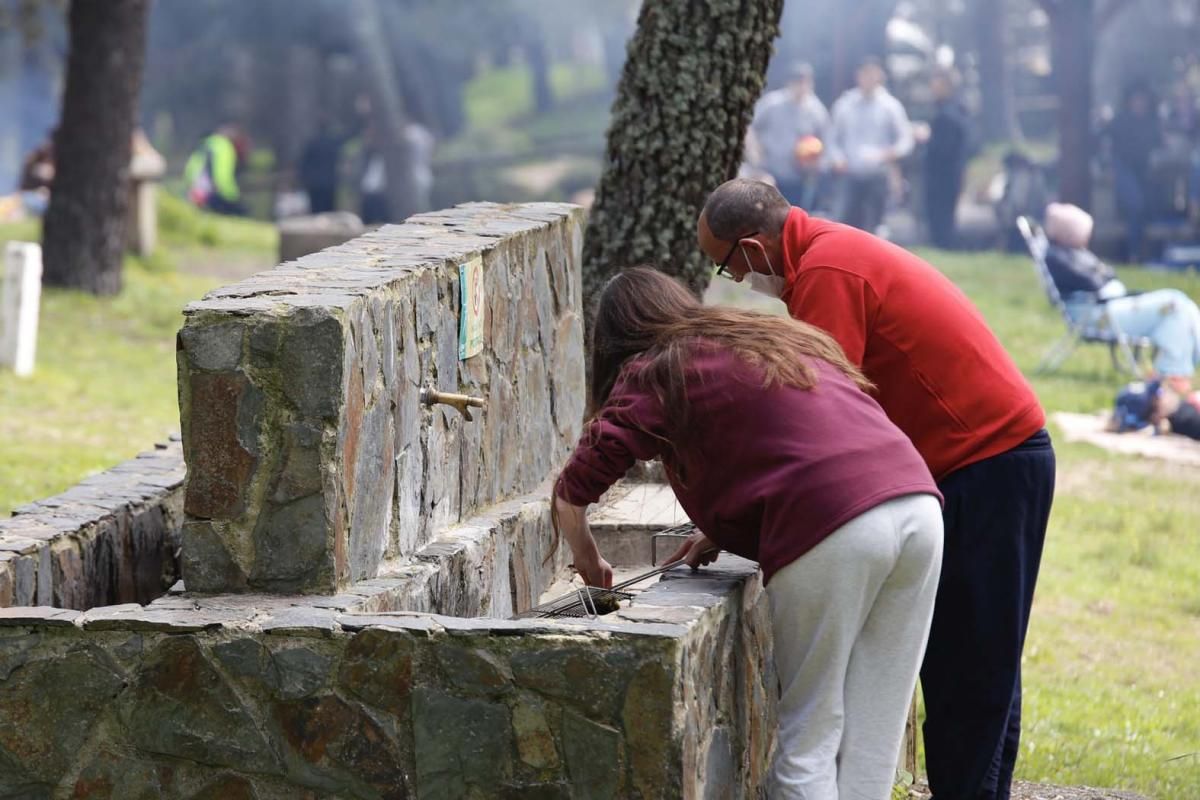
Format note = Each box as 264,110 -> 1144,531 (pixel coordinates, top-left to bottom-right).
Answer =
748,62 -> 830,210
827,57 -> 915,234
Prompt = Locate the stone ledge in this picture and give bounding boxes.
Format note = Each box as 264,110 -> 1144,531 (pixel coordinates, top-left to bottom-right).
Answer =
0,542 -> 772,798
0,491 -> 761,643
0,439 -> 184,610
0,481 -> 773,798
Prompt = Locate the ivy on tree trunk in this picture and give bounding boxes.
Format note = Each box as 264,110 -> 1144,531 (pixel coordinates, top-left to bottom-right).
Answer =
581,0 -> 783,308
42,0 -> 150,295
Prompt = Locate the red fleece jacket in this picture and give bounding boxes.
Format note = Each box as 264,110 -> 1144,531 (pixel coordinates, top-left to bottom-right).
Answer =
779,208 -> 1045,480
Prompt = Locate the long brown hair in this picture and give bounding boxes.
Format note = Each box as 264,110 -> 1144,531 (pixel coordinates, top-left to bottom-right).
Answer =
588,266 -> 870,418
547,266 -> 870,569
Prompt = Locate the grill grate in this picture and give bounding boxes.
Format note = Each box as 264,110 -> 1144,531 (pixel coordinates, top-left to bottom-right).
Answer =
518,521 -> 700,620
519,585 -> 636,619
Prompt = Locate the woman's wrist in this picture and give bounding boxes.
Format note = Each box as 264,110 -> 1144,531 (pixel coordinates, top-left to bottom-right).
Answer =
555,495 -> 599,564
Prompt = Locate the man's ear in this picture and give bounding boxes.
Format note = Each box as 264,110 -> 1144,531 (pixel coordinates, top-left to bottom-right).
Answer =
741,237 -> 768,265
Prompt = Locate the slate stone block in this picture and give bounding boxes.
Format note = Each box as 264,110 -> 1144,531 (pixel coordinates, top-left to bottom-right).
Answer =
181,520 -> 248,594
179,320 -> 246,372
271,693 -> 408,798
0,647 -> 125,784
413,687 -> 513,797
183,371 -> 257,520
121,636 -> 280,773
562,709 -> 622,800
250,494 -> 334,593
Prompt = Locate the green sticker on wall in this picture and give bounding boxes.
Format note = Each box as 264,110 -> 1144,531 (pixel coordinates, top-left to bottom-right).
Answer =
459,255 -> 484,360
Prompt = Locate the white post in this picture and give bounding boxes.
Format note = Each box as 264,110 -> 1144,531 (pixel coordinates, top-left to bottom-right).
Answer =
1,241 -> 42,377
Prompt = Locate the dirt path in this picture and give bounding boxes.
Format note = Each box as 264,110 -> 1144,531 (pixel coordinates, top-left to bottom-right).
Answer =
912,781 -> 1148,799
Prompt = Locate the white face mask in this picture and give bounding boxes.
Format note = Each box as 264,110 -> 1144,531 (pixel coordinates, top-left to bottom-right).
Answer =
741,248 -> 785,298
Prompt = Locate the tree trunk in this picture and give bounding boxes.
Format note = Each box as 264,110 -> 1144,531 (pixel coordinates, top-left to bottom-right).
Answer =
581,0 -> 784,306
348,0 -> 418,222
974,0 -> 1023,143
527,37 -> 554,114
42,0 -> 150,295
1046,0 -> 1094,208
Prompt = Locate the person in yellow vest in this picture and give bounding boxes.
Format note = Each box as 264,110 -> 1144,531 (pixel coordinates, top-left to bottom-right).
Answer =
184,124 -> 250,216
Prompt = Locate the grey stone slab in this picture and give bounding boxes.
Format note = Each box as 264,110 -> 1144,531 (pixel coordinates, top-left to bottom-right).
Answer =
546,618 -> 690,639
0,537 -> 43,554
335,612 -> 440,634
413,687 -> 514,796
260,607 -> 342,636
631,592 -> 728,610
266,646 -> 333,698
306,593 -> 366,610
0,518 -> 62,541
81,604 -> 245,632
0,606 -> 81,627
179,320 -> 246,372
616,606 -> 709,625
12,553 -> 36,606
653,577 -> 744,596
120,636 -> 282,774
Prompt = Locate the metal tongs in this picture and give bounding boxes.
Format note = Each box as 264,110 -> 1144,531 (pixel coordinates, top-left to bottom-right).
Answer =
572,550 -> 721,617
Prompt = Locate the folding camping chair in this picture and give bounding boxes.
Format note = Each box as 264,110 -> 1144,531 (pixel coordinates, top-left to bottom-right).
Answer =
1016,216 -> 1153,375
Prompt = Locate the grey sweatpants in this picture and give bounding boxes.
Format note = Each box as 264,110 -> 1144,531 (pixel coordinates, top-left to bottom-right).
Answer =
766,493 -> 943,800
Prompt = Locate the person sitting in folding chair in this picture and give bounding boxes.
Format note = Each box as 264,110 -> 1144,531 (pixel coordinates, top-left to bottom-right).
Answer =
1044,202 -> 1200,392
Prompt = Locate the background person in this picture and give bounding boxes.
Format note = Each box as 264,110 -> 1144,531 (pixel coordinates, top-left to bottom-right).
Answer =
698,178 -> 1056,800
1044,202 -> 1200,393
299,115 -> 356,214
827,57 -> 914,235
748,62 -> 830,210
358,123 -> 390,224
922,67 -> 971,249
183,123 -> 250,216
16,129 -> 55,216
553,266 -> 943,799
1105,81 -> 1164,261
994,151 -> 1051,252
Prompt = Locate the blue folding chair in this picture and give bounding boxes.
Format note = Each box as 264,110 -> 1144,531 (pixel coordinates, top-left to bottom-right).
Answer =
1016,216 -> 1152,375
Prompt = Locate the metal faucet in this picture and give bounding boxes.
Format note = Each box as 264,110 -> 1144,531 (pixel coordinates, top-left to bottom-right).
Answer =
419,387 -> 486,422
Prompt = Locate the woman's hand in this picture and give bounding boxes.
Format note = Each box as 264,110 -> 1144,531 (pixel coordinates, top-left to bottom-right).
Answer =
554,495 -> 613,588
572,553 -> 614,589
665,531 -> 720,569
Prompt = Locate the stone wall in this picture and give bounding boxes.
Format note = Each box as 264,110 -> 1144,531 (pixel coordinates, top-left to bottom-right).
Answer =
0,553 -> 773,799
177,202 -> 586,595
0,202 -> 786,797
0,440 -> 183,610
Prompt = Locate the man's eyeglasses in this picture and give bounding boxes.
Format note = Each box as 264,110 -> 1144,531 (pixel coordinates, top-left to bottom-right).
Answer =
714,231 -> 758,279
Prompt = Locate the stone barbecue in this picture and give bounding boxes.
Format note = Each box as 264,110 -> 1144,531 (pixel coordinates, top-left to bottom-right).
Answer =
0,203 -> 776,799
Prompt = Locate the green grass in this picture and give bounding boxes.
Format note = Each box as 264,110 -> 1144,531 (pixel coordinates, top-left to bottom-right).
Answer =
0,198 -> 274,514
462,62 -> 606,132
926,249 -> 1200,798
713,250 -> 1200,796
440,62 -> 609,168
2,206 -> 1198,794
156,191 -> 275,251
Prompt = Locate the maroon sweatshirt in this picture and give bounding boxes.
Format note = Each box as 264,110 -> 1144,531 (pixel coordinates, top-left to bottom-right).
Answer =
556,346 -> 940,584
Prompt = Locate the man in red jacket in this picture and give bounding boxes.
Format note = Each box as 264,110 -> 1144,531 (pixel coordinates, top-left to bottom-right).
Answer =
697,178 -> 1055,800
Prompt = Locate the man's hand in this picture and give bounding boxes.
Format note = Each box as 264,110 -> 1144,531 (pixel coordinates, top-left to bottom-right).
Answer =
572,554 -> 614,589
665,531 -> 720,569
